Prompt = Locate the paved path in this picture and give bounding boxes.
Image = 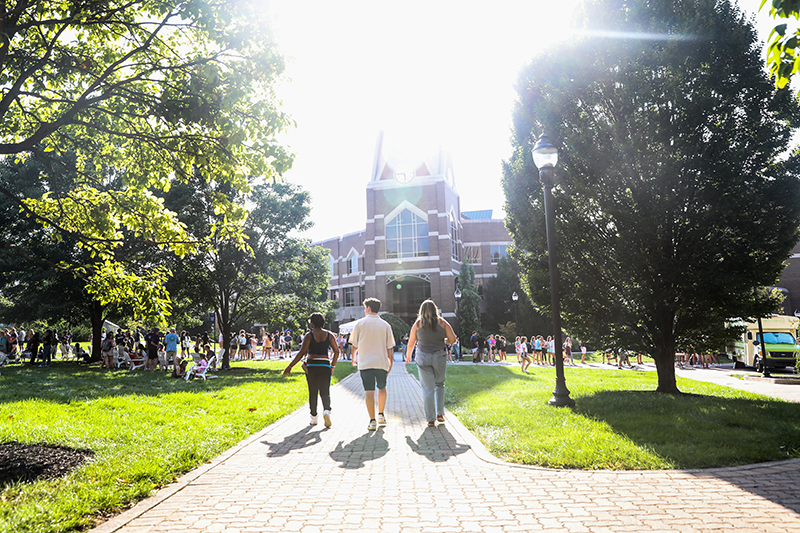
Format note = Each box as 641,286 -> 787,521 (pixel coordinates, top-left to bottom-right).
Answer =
93,358 -> 800,533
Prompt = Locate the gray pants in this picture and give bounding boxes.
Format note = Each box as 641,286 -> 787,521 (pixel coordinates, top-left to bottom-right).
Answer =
416,349 -> 447,422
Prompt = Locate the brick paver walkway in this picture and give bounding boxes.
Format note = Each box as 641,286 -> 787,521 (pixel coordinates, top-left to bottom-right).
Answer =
93,359 -> 800,533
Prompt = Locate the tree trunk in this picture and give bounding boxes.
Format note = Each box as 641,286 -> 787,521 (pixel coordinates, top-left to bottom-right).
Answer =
220,317 -> 231,370
89,299 -> 104,358
652,343 -> 681,394
218,298 -> 231,370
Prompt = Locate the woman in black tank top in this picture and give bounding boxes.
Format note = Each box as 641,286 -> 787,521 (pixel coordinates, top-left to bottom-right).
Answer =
284,312 -> 341,428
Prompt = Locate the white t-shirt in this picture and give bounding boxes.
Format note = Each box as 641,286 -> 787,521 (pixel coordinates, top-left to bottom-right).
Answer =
349,315 -> 394,371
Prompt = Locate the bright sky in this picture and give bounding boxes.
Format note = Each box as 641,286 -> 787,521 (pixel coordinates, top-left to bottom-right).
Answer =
268,0 -> 774,244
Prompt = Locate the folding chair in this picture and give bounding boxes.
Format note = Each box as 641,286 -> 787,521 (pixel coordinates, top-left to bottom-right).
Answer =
185,355 -> 218,381
125,347 -> 146,371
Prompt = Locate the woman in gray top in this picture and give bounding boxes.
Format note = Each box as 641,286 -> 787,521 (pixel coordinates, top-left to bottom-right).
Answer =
405,299 -> 456,427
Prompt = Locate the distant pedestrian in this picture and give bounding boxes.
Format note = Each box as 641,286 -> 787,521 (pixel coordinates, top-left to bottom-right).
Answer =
26,330 -> 40,366
475,333 -> 486,363
164,327 -> 180,369
519,336 -> 532,373
41,330 -> 54,367
470,331 -> 478,361
564,337 -> 574,365
350,298 -> 395,431
145,327 -> 161,371
405,299 -> 456,427
101,330 -> 115,370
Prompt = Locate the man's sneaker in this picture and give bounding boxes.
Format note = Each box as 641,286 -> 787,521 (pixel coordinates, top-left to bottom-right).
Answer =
310,415 -> 318,425
323,410 -> 332,428
427,421 -> 436,428
436,415 -> 445,424
377,413 -> 387,426
368,419 -> 377,431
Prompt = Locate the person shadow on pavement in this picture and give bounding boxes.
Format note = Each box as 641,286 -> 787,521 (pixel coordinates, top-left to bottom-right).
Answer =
329,428 -> 389,469
406,426 -> 470,463
261,425 -> 323,458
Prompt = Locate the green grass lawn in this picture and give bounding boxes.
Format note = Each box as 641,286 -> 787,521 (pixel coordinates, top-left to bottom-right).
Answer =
0,360 -> 355,533
407,363 -> 800,470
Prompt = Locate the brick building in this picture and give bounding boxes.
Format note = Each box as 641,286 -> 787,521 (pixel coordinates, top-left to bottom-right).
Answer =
313,134 -> 512,328
776,242 -> 800,315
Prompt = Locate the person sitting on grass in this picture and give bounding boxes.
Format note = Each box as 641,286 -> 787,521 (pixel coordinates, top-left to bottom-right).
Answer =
172,359 -> 189,378
76,343 -> 101,365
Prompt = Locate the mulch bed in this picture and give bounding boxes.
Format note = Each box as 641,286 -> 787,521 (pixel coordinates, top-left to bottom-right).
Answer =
0,443 -> 93,486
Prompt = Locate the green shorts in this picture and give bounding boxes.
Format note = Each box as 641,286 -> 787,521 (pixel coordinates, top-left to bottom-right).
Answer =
359,368 -> 388,391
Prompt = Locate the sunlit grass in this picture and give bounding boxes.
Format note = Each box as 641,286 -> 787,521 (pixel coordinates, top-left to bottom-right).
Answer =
0,360 -> 355,533
408,363 -> 800,470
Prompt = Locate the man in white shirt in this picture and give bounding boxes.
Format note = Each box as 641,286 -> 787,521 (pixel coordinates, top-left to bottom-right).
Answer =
350,298 -> 395,431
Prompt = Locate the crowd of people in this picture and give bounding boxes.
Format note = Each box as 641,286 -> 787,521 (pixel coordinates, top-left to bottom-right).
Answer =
0,326 -> 73,367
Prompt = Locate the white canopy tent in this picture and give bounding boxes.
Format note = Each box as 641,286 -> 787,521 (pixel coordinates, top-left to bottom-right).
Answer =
338,320 -> 359,335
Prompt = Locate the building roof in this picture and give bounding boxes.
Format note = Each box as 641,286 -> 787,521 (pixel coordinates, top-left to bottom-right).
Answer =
461,210 -> 493,220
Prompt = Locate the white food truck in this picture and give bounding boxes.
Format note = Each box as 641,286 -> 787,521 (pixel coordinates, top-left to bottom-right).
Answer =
727,315 -> 800,372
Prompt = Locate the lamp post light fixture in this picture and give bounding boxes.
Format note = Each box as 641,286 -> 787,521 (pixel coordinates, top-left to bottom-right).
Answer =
512,291 -> 519,337
532,132 -> 575,408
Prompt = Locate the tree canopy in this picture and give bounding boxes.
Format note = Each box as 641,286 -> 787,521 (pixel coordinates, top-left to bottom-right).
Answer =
163,173 -> 332,369
503,0 -> 800,393
0,0 -> 293,320
763,0 -> 800,90
482,255 -> 551,337
455,260 -> 481,342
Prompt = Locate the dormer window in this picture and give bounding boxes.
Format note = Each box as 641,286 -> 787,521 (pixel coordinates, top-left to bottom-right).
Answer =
347,253 -> 359,274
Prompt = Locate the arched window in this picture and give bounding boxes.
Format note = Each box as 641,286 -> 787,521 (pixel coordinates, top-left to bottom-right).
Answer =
450,213 -> 460,261
347,253 -> 359,274
385,209 -> 429,259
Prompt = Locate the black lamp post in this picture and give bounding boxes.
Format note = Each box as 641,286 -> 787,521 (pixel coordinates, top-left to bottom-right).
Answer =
532,132 -> 575,408
454,288 -> 462,360
512,291 -> 519,337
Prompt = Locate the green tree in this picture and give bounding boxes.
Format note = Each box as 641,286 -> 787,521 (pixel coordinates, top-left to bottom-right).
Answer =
0,0 -> 292,319
763,0 -> 800,90
503,0 -> 800,393
482,255 -> 551,336
379,312 -> 410,344
456,260 -> 481,343
164,174 -> 332,369
0,154 -> 159,353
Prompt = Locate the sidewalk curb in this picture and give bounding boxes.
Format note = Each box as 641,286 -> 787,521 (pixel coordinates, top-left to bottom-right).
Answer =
411,366 -> 800,475
90,370 -> 363,533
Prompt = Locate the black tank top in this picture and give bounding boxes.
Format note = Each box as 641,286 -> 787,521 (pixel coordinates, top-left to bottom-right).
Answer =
308,331 -> 331,357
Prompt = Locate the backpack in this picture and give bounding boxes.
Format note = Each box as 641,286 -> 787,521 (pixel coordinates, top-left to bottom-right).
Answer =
102,337 -> 114,351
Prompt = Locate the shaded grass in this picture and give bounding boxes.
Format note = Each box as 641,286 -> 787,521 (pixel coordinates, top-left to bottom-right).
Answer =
0,360 -> 355,533
407,363 -> 800,470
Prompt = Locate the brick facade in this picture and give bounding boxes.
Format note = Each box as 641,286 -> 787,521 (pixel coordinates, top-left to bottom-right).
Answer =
314,137 -> 511,327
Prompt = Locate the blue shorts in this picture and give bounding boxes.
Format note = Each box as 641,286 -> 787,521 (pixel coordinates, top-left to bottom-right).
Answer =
359,368 -> 388,391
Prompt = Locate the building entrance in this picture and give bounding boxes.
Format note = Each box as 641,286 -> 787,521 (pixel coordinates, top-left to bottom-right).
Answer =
389,276 -> 431,321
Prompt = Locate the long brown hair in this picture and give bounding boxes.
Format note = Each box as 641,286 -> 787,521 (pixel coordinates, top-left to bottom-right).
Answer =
416,299 -> 439,331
